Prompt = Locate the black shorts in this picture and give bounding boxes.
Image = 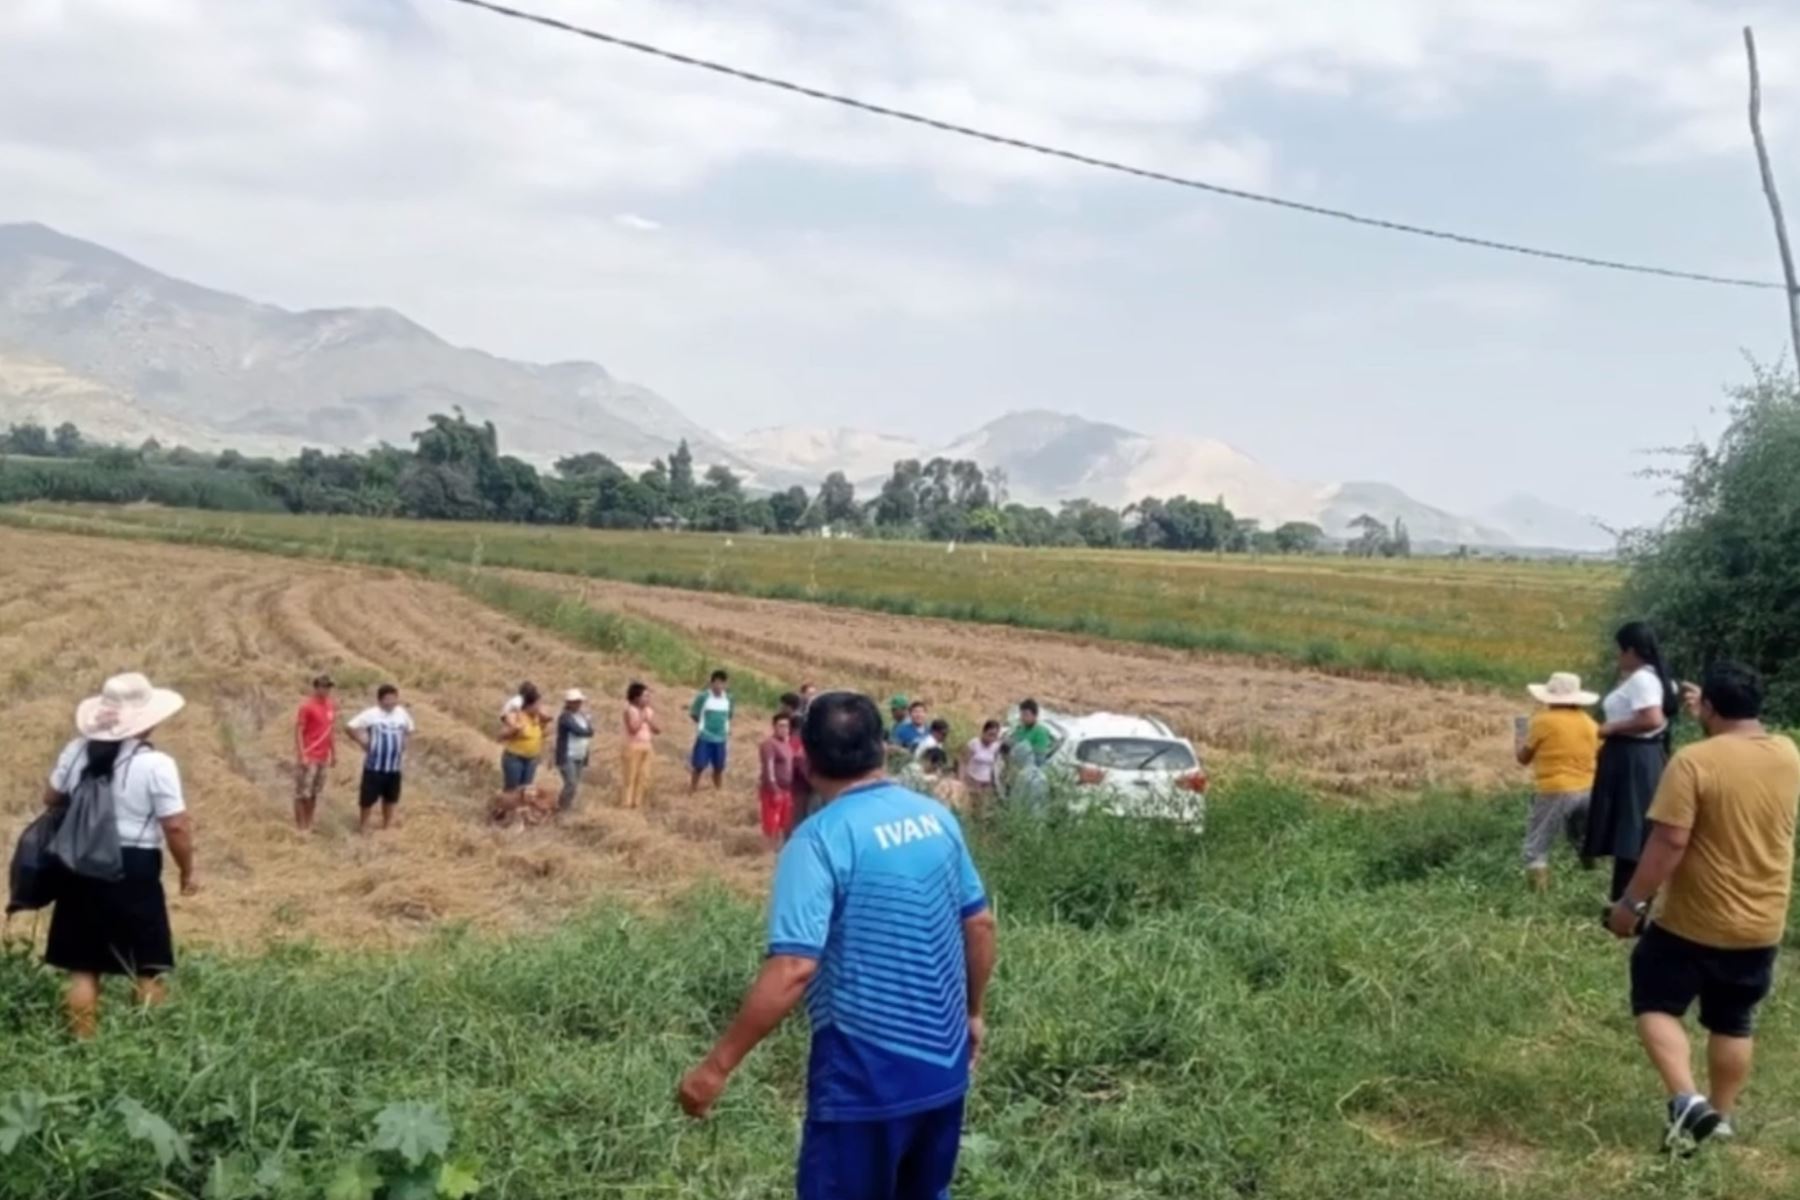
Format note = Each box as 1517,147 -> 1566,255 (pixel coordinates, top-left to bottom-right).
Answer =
1630,924 -> 1777,1037
359,770 -> 404,809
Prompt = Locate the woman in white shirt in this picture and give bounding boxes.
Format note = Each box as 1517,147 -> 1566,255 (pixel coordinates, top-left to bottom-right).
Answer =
39,674 -> 198,1038
1582,622 -> 1679,901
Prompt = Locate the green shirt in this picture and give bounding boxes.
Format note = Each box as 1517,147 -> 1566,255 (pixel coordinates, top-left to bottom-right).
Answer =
690,690 -> 733,743
1012,722 -> 1053,763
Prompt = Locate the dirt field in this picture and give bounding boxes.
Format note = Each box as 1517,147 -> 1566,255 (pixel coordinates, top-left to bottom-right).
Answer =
0,528 -> 772,952
516,570 -> 1527,795
2,527 -> 1526,953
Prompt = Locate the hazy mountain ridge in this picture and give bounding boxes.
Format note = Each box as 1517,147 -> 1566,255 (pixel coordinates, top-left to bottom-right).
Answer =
0,222 -> 1610,551
0,222 -> 743,469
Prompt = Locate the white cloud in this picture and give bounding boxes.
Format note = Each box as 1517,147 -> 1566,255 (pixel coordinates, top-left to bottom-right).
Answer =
1,0 -> 1794,531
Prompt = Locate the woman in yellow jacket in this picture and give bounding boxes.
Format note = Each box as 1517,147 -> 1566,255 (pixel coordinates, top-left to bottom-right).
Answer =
499,681 -> 551,799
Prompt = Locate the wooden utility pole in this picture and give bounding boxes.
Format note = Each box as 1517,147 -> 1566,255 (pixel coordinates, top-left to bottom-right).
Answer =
1745,26 -> 1800,370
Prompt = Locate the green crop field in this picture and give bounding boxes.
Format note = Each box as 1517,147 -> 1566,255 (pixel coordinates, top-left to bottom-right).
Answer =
0,504 -> 1620,688
3,786 -> 1795,1199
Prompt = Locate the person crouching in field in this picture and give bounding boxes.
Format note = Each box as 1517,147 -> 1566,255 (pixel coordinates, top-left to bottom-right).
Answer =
345,684 -> 414,833
1606,663 -> 1800,1151
759,713 -> 796,848
293,673 -> 337,832
1516,672 -> 1600,892
678,692 -> 997,1200
41,674 -> 199,1038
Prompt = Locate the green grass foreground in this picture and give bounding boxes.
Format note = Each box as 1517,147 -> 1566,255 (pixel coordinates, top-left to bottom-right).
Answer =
3,781 -> 1794,1199
0,505 -> 1618,689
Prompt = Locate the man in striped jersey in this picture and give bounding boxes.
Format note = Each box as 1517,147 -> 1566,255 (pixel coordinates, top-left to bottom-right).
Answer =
346,684 -> 416,833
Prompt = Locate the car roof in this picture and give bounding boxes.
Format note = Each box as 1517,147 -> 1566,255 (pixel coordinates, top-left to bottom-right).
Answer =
1055,712 -> 1184,742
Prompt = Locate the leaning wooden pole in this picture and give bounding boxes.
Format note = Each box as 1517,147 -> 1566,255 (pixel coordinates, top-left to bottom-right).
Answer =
1745,26 -> 1800,372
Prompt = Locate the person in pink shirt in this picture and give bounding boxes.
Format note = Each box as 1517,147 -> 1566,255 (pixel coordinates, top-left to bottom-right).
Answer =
758,713 -> 796,849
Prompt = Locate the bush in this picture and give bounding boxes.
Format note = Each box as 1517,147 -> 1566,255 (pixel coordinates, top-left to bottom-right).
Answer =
1620,367 -> 1800,719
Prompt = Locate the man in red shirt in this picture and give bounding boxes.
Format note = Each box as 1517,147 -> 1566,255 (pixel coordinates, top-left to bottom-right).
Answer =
294,674 -> 337,832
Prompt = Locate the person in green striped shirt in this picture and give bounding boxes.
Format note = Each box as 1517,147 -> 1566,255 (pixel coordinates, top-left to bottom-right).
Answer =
688,670 -> 734,793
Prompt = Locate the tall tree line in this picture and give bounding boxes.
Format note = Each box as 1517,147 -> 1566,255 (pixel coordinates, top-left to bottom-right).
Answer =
0,414 -> 1349,555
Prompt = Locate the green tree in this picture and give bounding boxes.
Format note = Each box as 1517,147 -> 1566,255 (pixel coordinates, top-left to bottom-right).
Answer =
1273,521 -> 1325,554
875,460 -> 923,528
668,440 -> 697,512
4,422 -> 52,457
964,506 -> 1007,542
694,464 -> 746,531
817,471 -> 859,528
1621,368 -> 1800,718
1057,499 -> 1123,548
554,452 -> 622,479
1347,514 -> 1388,558
768,485 -> 810,534
52,422 -> 83,457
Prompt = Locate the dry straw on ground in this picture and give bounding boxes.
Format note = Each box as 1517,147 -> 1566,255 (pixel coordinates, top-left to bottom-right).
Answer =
3,527 -> 1526,953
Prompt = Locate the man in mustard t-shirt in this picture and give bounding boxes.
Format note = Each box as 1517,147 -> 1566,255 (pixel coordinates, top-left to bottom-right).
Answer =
1517,671 -> 1601,891
1607,662 -> 1800,1151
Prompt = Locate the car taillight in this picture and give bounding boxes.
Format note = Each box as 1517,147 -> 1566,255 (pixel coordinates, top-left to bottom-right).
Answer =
1076,765 -> 1107,785
1179,770 -> 1208,794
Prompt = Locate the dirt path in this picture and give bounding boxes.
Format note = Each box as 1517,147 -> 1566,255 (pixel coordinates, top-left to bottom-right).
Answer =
507,570 -> 1529,795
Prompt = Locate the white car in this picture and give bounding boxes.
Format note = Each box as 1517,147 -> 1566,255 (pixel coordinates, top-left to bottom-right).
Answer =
1005,709 -> 1208,827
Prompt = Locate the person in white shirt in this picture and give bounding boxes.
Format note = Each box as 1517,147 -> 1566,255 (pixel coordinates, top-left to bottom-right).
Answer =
1584,622 -> 1681,901
39,673 -> 198,1039
346,684 -> 416,833
914,718 -> 951,761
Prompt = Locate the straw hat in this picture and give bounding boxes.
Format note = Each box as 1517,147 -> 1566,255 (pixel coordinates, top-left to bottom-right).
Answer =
75,673 -> 186,742
564,688 -> 587,704
1527,672 -> 1600,707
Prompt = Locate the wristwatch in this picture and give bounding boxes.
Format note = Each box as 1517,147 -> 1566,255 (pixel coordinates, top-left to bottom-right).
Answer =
1619,898 -> 1651,932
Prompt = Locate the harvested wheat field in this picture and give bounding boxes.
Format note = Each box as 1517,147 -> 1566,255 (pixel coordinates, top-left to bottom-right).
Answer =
514,569 -> 1528,795
3,525 -> 1529,953
0,527 -> 773,951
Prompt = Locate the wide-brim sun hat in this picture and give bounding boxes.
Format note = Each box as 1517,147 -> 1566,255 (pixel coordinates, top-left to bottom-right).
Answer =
1527,671 -> 1600,707
564,688 -> 587,704
75,672 -> 186,742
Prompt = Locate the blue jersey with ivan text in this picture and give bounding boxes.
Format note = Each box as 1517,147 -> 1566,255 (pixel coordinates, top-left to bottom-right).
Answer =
768,780 -> 988,1121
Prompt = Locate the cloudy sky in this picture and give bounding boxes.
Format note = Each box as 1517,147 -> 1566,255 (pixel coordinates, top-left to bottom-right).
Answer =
6,0 -> 1800,526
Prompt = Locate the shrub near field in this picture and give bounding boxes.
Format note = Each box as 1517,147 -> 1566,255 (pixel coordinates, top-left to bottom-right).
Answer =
1,782 -> 1795,1200
3,505 -> 1617,687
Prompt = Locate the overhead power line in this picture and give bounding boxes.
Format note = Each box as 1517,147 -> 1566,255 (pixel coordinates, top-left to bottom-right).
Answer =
443,0 -> 1789,293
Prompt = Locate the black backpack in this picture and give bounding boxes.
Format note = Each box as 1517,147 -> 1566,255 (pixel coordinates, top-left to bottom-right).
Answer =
47,763 -> 130,883
7,804 -> 68,914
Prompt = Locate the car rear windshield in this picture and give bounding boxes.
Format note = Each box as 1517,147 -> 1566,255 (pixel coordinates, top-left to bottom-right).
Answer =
1074,738 -> 1198,771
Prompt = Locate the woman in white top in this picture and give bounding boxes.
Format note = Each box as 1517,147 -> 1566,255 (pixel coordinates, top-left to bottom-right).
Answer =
961,720 -> 1004,812
40,674 -> 198,1038
1582,622 -> 1679,901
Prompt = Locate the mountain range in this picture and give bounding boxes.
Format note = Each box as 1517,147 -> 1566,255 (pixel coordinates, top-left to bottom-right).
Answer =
0,222 -> 1612,551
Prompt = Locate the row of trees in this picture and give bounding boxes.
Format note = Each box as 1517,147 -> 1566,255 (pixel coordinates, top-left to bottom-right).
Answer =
0,414 -> 1399,555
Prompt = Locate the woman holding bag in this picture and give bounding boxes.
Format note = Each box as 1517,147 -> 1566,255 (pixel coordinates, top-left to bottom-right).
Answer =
39,673 -> 198,1038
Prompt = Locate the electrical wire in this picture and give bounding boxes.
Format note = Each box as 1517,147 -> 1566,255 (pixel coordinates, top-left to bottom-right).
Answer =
441,0 -> 1789,293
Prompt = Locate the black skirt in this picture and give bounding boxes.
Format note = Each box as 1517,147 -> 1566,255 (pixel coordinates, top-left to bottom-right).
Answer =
1582,737 -> 1668,862
44,847 -> 175,977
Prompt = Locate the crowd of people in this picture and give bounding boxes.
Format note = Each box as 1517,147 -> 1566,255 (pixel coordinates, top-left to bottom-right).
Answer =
1516,622 -> 1799,1150
13,612 -> 1797,1191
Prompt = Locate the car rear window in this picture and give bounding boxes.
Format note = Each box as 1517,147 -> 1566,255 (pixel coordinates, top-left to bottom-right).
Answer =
1074,738 -> 1198,771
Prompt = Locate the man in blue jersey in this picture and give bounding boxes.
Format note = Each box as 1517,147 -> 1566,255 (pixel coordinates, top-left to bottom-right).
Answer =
679,691 -> 999,1200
